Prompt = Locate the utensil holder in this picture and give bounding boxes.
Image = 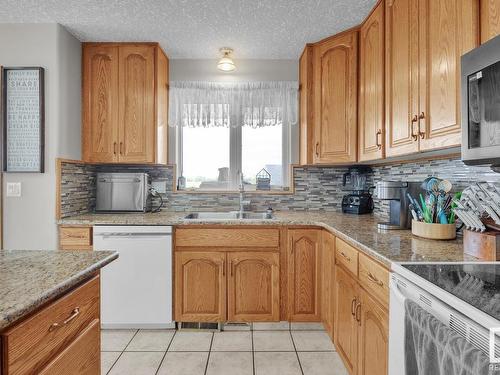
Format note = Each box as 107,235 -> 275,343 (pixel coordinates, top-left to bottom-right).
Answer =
411,220 -> 456,240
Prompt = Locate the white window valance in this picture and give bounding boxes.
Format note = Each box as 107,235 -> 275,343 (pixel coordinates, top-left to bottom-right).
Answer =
168,81 -> 298,128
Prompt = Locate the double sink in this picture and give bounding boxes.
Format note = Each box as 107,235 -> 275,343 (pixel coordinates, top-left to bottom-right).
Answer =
184,211 -> 274,220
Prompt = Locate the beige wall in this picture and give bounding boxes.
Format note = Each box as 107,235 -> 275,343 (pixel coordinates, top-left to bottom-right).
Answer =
0,24 -> 81,249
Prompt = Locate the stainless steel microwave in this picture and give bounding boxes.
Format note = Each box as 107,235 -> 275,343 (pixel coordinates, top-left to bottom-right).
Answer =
96,173 -> 152,212
461,34 -> 500,166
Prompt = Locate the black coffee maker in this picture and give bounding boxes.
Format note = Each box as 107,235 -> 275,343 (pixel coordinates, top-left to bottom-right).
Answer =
341,166 -> 374,215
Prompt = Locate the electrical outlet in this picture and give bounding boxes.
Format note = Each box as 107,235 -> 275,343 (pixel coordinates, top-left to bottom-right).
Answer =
6,182 -> 22,197
152,181 -> 167,194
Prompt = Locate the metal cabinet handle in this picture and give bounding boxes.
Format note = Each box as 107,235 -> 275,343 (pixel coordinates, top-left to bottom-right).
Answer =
49,308 -> 80,331
119,142 -> 124,155
340,251 -> 351,262
411,115 -> 418,141
222,262 -> 226,276
351,298 -> 357,316
367,272 -> 384,287
315,142 -> 320,157
355,302 -> 362,325
113,142 -> 117,155
376,129 -> 382,150
418,112 -> 425,139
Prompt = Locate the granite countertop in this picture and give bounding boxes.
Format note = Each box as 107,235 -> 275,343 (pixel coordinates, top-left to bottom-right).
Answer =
58,211 -> 478,266
0,249 -> 117,330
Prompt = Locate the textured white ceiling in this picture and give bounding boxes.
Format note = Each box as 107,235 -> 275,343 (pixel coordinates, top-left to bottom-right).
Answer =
0,0 -> 376,59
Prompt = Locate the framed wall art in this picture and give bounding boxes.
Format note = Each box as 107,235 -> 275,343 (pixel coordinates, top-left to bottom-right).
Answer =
2,67 -> 45,172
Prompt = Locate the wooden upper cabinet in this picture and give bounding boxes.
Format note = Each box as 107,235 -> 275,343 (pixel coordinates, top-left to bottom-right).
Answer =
357,289 -> 389,375
385,0 -> 420,157
82,45 -> 119,163
359,1 -> 385,162
174,252 -> 226,322
118,45 -> 155,163
386,0 -> 479,156
418,0 -> 479,151
334,265 -> 359,375
481,0 -> 500,43
299,45 -> 314,165
227,252 -> 280,322
82,43 -> 168,164
313,30 -> 358,164
288,229 -> 321,321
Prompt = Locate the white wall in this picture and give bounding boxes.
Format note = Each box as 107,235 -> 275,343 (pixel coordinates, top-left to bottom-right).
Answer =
0,24 -> 81,249
169,59 -> 300,164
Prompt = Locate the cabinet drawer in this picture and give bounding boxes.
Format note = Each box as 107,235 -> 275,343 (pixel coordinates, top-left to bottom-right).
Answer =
38,319 -> 100,375
59,226 -> 92,250
358,253 -> 389,306
335,238 -> 358,275
176,228 -> 280,248
2,276 -> 100,375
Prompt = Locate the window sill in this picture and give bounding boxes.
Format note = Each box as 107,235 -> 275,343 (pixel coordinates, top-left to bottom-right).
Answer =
173,188 -> 294,195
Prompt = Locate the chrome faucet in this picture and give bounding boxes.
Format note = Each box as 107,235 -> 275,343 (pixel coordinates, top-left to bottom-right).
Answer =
238,171 -> 245,216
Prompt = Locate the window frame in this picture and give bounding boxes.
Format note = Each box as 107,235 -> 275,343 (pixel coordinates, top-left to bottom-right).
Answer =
176,123 -> 291,191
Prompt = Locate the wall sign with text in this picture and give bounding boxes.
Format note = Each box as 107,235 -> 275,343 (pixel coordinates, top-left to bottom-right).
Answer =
2,67 -> 45,172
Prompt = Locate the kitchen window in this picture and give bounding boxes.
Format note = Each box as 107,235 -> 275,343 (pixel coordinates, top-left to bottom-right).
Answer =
169,81 -> 298,191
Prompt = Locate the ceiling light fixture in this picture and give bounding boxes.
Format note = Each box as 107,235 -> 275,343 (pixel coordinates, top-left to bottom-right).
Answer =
217,48 -> 236,72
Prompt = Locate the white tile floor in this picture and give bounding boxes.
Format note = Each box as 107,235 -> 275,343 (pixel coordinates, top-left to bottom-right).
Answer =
101,322 -> 349,375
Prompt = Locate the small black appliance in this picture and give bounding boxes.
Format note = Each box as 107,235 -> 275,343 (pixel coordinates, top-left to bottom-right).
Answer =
341,166 -> 374,215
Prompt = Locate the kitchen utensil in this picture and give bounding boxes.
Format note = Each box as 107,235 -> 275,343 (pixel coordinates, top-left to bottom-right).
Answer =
438,179 -> 452,194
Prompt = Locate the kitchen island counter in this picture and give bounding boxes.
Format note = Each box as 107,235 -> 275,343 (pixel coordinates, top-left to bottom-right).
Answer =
0,249 -> 117,330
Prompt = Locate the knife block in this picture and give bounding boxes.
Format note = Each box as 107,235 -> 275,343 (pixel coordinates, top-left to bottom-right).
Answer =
463,229 -> 500,260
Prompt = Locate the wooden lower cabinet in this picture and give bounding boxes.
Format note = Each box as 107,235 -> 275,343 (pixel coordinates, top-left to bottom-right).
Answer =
1,276 -> 100,375
227,252 -> 280,322
38,320 -> 100,375
334,265 -> 359,375
288,229 -> 322,321
357,288 -> 389,375
174,252 -> 226,322
321,231 -> 335,339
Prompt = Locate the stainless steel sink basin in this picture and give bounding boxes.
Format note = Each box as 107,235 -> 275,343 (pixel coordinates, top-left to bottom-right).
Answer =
184,212 -> 273,220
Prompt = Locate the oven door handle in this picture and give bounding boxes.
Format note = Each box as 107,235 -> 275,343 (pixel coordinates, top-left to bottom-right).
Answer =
390,278 -> 407,303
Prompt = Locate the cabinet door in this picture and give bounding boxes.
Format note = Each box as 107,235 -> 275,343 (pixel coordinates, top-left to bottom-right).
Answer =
480,0 -> 500,43
38,320 -> 100,375
359,1 -> 385,162
385,0 -> 420,157
418,0 -> 479,151
118,45 -> 155,163
288,229 -> 321,321
313,31 -> 358,164
175,252 -> 226,322
357,289 -> 389,375
82,45 -> 119,163
227,252 -> 280,322
321,231 -> 335,340
334,265 -> 358,375
299,46 -> 314,165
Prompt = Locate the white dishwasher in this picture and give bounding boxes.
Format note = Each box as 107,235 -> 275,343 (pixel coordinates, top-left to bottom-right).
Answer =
93,225 -> 173,329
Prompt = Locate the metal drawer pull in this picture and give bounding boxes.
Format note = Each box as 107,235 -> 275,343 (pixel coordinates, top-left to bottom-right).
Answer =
367,272 -> 384,287
340,251 -> 351,262
49,308 -> 80,331
351,298 -> 357,316
355,303 -> 362,325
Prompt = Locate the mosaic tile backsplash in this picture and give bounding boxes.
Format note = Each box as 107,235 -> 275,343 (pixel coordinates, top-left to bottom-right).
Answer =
59,157 -> 500,218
